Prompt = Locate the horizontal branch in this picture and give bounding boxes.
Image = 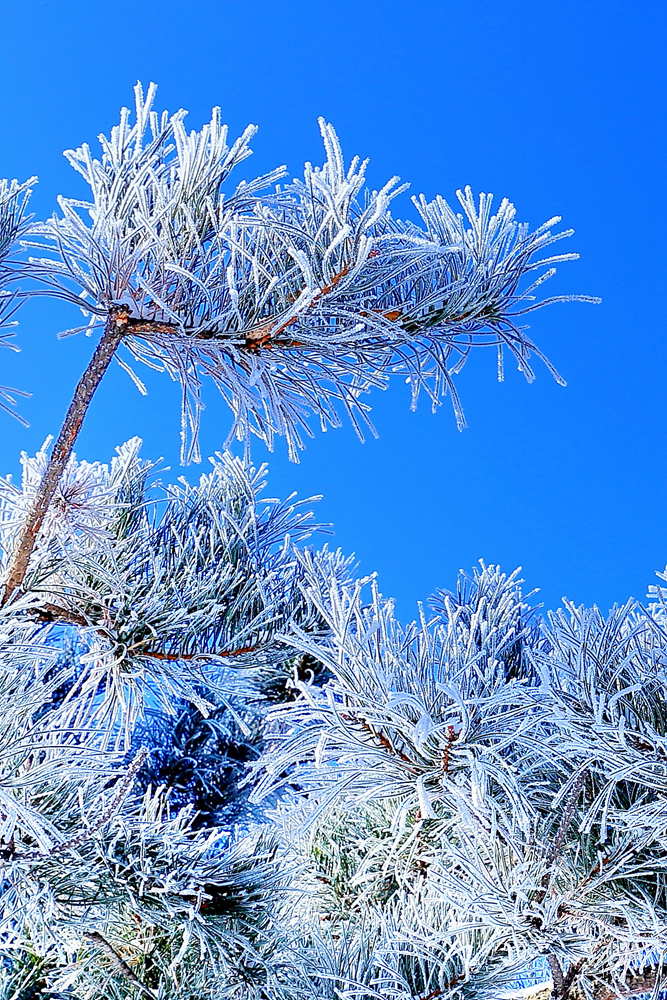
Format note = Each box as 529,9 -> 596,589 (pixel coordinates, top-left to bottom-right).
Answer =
26,602 -> 260,661
125,314 -> 306,351
31,602 -> 92,628
142,643 -> 259,660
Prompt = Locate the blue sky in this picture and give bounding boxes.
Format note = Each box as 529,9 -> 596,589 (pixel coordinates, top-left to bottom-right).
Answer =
0,0 -> 664,620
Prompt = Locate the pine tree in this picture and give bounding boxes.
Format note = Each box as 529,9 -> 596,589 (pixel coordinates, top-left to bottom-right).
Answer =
0,84 -> 663,1000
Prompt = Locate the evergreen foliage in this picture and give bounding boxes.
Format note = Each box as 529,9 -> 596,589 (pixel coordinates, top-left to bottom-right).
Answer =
0,85 -> 661,1000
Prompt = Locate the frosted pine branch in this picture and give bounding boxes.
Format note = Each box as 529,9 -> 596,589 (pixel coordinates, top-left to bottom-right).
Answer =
15,83 -> 597,462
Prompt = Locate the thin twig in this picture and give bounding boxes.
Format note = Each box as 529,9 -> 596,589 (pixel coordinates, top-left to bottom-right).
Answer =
9,747 -> 148,862
83,931 -> 154,997
142,644 -> 259,660
29,604 -> 261,662
31,602 -> 92,628
442,725 -> 458,774
340,710 -> 418,770
535,769 -> 588,908
546,769 -> 588,867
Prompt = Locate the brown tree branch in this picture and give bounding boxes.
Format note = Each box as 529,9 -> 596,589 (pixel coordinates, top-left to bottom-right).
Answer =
2,307 -> 129,604
442,724 -> 458,774
546,954 -> 566,999
123,263 -> 354,351
83,931 -> 154,997
28,604 -> 261,664
545,770 -> 588,871
142,643 -> 259,660
31,602 -> 92,628
340,710 -> 418,771
562,957 -> 585,999
123,313 -> 299,350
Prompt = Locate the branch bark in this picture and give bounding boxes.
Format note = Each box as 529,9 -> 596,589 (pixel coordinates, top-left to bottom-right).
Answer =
142,643 -> 259,660
1,307 -> 128,604
83,931 -> 154,997
31,601 -> 92,628
546,953 -> 566,999
561,958 -> 585,1000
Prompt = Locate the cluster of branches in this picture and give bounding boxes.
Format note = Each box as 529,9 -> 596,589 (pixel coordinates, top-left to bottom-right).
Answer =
250,562 -> 667,1000
2,508 -> 667,1000
1,83 -> 660,1000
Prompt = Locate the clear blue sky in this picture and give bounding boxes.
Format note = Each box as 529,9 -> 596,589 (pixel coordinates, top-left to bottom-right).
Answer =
0,0 -> 664,620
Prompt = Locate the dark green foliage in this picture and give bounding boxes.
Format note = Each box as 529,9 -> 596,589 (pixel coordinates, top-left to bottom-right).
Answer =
131,698 -> 258,828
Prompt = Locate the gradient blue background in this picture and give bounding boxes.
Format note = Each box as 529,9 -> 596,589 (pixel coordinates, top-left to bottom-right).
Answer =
0,0 -> 664,620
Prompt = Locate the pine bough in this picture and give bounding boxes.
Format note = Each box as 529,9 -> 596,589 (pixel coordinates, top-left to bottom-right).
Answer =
0,86 -> 659,1000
